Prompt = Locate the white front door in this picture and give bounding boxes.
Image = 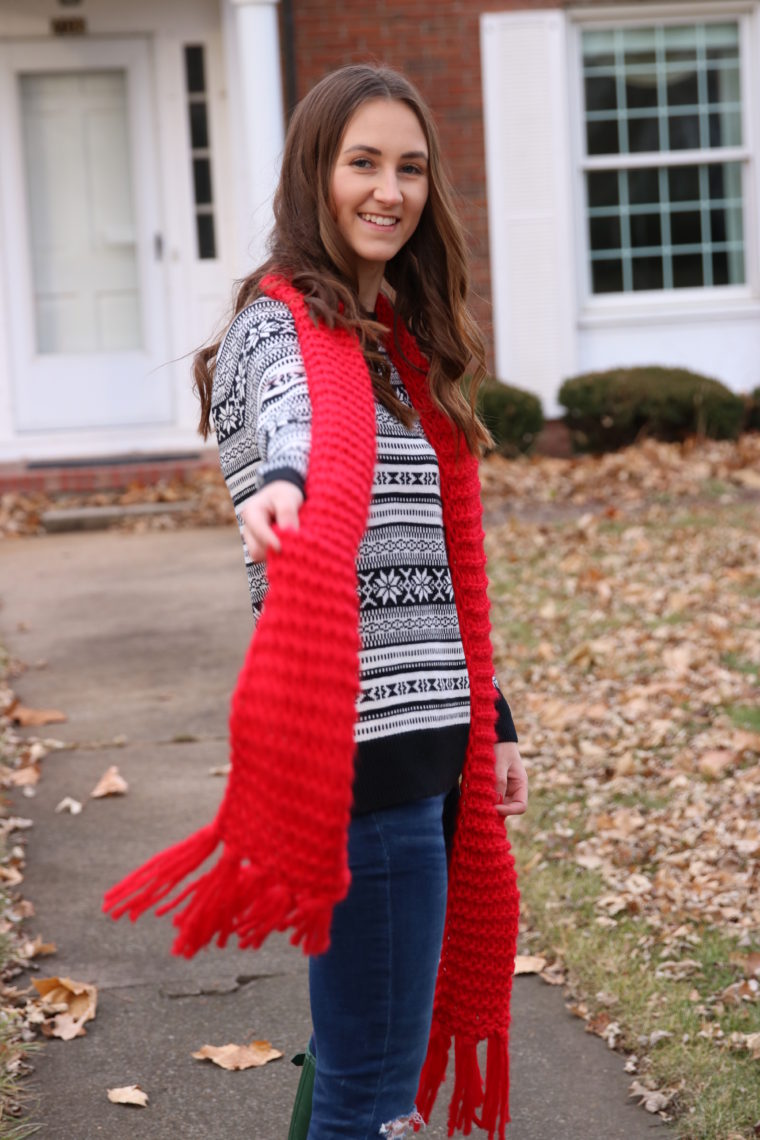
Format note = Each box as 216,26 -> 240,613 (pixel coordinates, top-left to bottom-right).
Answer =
0,38 -> 171,432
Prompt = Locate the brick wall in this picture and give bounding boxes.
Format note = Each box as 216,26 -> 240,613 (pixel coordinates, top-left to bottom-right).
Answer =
287,0 -> 689,368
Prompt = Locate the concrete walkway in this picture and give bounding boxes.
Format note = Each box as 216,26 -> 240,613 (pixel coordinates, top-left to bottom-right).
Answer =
0,527 -> 669,1140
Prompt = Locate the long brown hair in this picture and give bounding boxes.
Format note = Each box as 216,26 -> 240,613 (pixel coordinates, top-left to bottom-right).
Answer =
195,64 -> 491,455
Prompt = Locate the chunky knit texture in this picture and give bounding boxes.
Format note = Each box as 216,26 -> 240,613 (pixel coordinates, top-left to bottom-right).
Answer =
103,276 -> 519,1138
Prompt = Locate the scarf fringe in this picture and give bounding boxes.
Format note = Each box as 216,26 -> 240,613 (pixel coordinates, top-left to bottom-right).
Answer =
102,823 -> 337,958
102,822 -> 220,924
416,1030 -> 510,1140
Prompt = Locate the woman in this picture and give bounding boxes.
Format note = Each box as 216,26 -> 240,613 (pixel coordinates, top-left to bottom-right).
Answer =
105,64 -> 526,1140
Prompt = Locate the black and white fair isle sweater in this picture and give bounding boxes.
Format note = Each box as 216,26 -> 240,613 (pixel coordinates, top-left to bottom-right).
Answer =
211,297 -> 517,815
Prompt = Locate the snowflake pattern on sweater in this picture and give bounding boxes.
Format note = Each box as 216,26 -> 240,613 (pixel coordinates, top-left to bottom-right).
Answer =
212,296 -> 471,743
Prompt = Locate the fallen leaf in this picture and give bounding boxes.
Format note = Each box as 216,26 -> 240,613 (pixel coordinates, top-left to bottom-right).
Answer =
9,704 -> 67,726
192,1040 -> 283,1070
90,766 -> 128,798
698,749 -> 734,779
629,1079 -> 675,1112
5,765 -> 41,787
32,976 -> 97,1039
55,797 -> 82,815
20,935 -> 57,959
513,954 -> 547,975
107,1085 -> 149,1107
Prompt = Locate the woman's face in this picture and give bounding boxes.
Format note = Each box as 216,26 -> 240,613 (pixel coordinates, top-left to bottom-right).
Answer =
330,98 -> 429,284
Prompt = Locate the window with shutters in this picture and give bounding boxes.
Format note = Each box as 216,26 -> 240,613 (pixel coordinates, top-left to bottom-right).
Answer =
580,18 -> 749,295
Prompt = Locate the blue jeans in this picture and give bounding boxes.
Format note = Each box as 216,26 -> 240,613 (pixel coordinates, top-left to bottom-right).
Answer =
306,793 -> 448,1139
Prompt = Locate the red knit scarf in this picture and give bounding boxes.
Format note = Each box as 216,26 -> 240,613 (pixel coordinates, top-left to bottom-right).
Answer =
103,276 -> 519,1138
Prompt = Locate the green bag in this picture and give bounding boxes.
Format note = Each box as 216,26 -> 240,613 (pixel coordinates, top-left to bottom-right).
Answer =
287,1043 -> 316,1140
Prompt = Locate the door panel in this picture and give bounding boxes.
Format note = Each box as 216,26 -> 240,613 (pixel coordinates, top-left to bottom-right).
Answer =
0,39 -> 171,432
20,70 -> 143,355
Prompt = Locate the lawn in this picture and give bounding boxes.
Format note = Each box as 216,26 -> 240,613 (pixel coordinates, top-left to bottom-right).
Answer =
486,476 -> 760,1140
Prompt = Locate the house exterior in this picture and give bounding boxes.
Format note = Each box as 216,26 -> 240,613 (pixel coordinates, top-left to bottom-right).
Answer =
1,0 -> 758,464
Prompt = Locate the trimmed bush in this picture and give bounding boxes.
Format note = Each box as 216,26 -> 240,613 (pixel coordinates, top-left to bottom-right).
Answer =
475,377 -> 544,456
746,387 -> 760,432
558,366 -> 745,453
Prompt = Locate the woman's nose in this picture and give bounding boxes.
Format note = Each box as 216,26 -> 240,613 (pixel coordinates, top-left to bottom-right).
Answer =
374,170 -> 403,205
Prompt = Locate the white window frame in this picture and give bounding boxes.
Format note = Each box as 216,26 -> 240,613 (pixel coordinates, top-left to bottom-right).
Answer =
569,1 -> 760,327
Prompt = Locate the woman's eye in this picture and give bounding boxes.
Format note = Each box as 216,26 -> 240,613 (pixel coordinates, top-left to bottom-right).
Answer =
401,164 -> 423,176
351,158 -> 373,169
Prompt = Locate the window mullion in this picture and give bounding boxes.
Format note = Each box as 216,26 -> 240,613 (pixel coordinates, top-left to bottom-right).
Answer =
658,167 -> 673,288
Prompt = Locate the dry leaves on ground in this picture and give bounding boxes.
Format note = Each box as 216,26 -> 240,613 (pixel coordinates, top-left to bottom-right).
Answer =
486,444 -> 759,1088
6,703 -> 67,728
90,766 -> 128,798
0,465 -> 233,537
192,1040 -> 283,1070
29,976 -> 97,1040
107,1084 -> 149,1107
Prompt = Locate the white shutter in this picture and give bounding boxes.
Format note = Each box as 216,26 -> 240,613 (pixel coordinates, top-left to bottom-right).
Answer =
481,10 -> 577,414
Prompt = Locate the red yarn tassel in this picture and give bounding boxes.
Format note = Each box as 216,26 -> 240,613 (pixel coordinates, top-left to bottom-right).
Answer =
448,1037 -> 484,1137
102,823 -> 220,924
415,1025 -> 451,1125
475,1033 -> 510,1140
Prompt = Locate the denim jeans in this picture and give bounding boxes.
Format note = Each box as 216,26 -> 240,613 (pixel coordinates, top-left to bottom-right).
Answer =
306,792 -> 449,1140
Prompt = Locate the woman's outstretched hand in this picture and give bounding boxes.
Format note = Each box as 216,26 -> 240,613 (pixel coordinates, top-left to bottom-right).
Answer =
494,741 -> 528,818
239,480 -> 304,562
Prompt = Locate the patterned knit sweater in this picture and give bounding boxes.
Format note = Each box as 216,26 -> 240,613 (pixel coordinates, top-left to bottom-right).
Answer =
211,297 -> 516,813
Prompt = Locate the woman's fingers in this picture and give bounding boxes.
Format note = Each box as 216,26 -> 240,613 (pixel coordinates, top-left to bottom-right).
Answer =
239,481 -> 304,562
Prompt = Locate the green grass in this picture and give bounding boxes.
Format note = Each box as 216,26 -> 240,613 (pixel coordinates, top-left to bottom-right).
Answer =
726,704 -> 760,733
509,790 -> 760,1140
0,646 -> 40,1137
720,654 -> 759,679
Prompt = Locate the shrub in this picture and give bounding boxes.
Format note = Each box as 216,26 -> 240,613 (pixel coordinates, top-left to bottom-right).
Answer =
475,377 -> 544,456
745,387 -> 760,432
558,366 -> 745,453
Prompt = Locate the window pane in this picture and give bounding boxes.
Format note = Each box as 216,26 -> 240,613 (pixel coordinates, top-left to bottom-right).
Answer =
189,101 -> 208,150
633,256 -> 663,290
196,213 -> 216,259
184,45 -> 206,94
585,75 -> 617,113
705,22 -> 740,63
668,114 -> 700,149
622,27 -> 656,67
588,170 -> 619,208
630,212 -> 661,248
193,157 -> 212,205
671,210 -> 701,246
587,118 -> 619,156
673,253 -> 703,287
629,167 -> 660,206
709,111 -> 741,148
592,259 -> 624,293
666,69 -> 699,107
628,115 -> 661,152
590,215 -> 621,250
669,165 -> 700,202
626,74 -> 659,110
664,24 -> 697,63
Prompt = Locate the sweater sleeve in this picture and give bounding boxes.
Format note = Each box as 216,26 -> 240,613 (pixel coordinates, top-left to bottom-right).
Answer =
211,298 -> 312,510
493,676 -> 518,743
